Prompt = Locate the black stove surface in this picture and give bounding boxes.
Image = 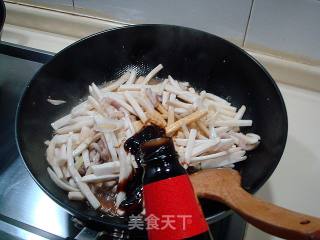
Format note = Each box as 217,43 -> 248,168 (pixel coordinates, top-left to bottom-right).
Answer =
0,41 -> 247,240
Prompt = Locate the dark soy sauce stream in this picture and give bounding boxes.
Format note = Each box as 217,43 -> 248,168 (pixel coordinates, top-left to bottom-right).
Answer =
119,124 -> 165,214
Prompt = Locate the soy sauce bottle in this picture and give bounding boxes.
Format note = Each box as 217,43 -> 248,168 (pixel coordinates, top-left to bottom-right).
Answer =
140,137 -> 211,240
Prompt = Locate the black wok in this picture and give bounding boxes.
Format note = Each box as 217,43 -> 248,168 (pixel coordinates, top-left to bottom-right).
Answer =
16,25 -> 287,236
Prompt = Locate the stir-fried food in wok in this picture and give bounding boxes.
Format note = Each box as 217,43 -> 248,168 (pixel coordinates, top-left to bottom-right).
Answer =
45,64 -> 260,215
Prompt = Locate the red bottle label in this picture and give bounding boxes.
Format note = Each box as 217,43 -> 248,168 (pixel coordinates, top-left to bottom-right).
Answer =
143,174 -> 209,240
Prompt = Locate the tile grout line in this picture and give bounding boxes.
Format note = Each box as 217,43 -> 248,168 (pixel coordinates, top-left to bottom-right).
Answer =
242,0 -> 255,47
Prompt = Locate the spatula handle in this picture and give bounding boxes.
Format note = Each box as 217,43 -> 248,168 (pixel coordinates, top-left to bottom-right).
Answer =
201,187 -> 320,240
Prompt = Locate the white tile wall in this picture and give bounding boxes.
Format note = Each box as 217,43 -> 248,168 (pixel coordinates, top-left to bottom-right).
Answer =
245,0 -> 320,64
74,0 -> 254,45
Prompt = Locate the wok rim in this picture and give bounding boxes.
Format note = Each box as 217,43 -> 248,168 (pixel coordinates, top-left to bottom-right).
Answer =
0,0 -> 6,33
15,24 -> 288,229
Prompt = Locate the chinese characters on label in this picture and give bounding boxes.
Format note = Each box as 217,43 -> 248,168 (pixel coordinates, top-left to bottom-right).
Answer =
128,214 -> 192,230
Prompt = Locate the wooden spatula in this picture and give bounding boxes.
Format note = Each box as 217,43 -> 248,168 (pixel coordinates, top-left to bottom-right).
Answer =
190,168 -> 320,240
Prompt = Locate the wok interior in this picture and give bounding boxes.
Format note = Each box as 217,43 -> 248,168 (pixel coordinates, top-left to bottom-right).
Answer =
17,25 -> 287,229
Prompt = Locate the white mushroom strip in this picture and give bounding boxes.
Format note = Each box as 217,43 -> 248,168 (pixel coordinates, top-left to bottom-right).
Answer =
145,88 -> 158,107
179,81 -> 189,89
47,99 -> 66,105
189,87 -> 196,93
55,144 -> 67,166
215,127 -> 231,135
51,114 -> 72,130
166,89 -> 198,104
111,131 -> 121,147
56,119 -> 94,134
136,94 -> 154,113
53,133 -> 80,145
200,150 -> 247,169
104,132 -> 119,161
141,64 -> 163,84
47,167 -> 79,192
175,138 -> 218,147
126,70 -> 137,85
91,82 -> 103,100
73,133 -> 101,157
104,94 -> 135,115
104,72 -> 130,92
68,191 -> 85,201
177,92 -> 199,104
190,151 -> 228,164
94,115 -> 125,132
174,107 -> 189,114
246,133 -> 261,143
82,174 -> 119,183
184,129 -> 197,165
209,126 -> 217,139
218,114 -> 234,121
118,84 -> 148,91
205,92 -> 231,105
88,96 -> 107,118
79,126 -> 94,142
234,105 -> 246,120
121,110 -> 135,135
214,119 -> 252,127
72,109 -> 96,118
69,116 -> 94,125
152,79 -> 167,95
69,178 -> 77,188
71,101 -> 92,117
205,111 -> 219,125
218,108 -> 237,118
167,99 -> 194,110
168,75 -> 183,91
181,124 -> 190,138
82,149 -> 91,168
230,132 -> 260,145
191,138 -> 220,157
116,147 -> 133,207
162,91 -> 170,108
46,140 -> 63,179
124,91 -> 148,123
213,138 -> 235,151
67,135 -> 100,209
204,99 -> 236,112
229,132 -> 260,150
167,93 -> 176,126
89,161 -> 120,176
117,84 -> 162,94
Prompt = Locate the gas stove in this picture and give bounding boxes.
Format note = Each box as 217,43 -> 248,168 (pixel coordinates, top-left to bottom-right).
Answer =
0,41 -> 247,240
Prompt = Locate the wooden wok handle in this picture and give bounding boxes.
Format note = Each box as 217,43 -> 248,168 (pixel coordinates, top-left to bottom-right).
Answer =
200,185 -> 320,240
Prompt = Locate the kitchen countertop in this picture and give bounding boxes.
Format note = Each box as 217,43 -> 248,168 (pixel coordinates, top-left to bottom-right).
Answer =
2,10 -> 320,240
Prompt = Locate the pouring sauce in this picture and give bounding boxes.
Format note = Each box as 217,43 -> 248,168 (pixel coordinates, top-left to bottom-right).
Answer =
118,124 -> 166,214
